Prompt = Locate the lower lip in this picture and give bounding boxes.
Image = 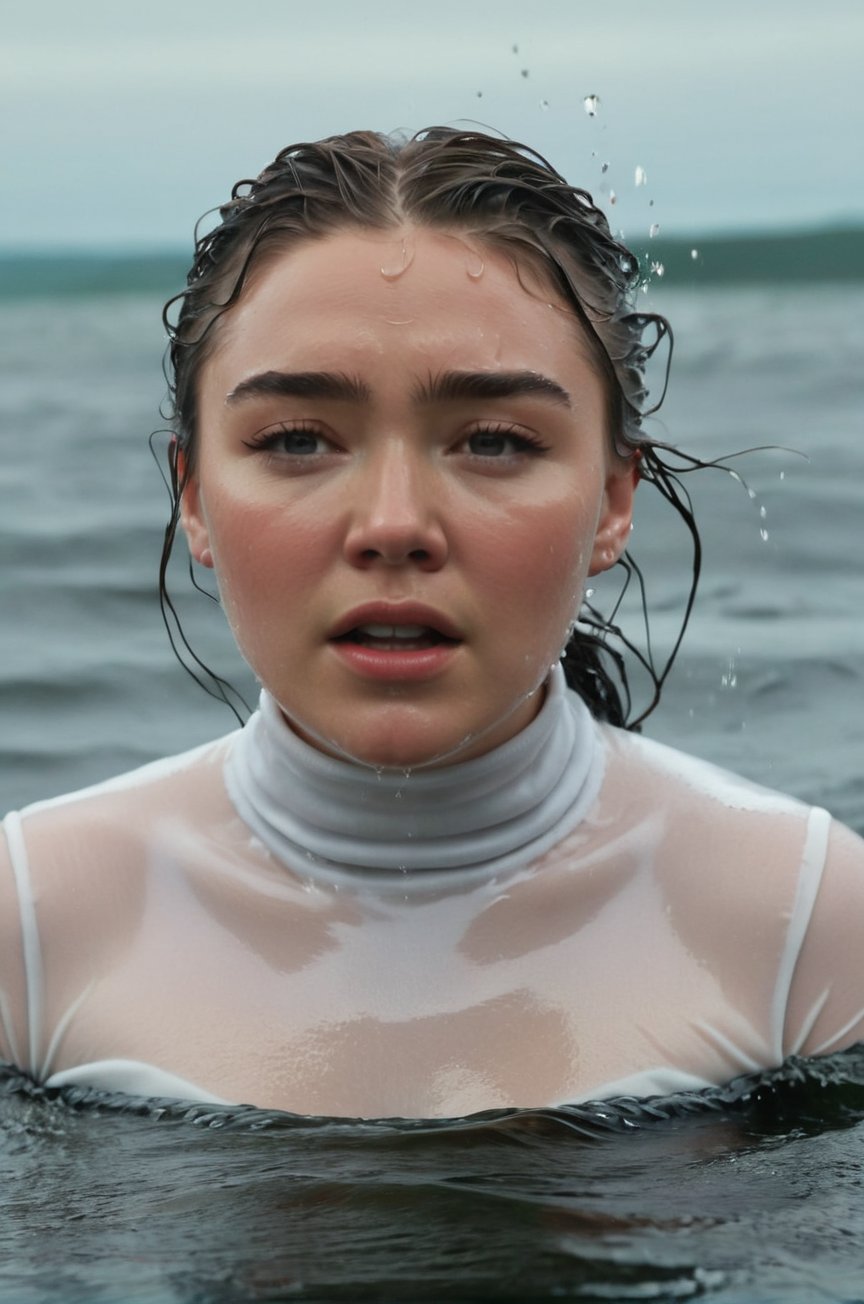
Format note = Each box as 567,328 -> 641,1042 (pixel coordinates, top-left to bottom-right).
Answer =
329,641 -> 460,681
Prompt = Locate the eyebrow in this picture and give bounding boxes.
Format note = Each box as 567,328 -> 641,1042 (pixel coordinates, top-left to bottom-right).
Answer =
225,368 -> 571,409
226,370 -> 371,404
413,369 -> 572,409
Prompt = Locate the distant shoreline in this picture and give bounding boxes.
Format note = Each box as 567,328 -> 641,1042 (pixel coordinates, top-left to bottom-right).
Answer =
2,226 -> 863,296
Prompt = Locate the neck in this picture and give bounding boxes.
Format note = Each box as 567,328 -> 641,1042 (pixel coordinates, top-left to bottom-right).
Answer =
224,666 -> 603,890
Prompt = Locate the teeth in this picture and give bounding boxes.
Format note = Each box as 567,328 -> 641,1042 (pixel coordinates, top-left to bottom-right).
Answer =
358,623 -> 429,638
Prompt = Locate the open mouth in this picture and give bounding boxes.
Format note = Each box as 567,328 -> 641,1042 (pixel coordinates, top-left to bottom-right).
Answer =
332,623 -> 461,652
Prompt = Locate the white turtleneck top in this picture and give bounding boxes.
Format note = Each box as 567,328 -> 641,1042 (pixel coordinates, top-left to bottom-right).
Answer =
2,669 -> 863,1117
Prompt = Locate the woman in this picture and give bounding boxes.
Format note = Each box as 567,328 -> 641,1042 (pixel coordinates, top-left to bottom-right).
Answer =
2,129 -> 862,1118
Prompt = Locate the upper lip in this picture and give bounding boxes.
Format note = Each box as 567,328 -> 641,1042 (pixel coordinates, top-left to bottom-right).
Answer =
329,601 -> 463,641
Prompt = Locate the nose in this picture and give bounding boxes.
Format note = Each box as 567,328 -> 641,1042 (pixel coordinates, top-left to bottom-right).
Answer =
342,442 -> 448,571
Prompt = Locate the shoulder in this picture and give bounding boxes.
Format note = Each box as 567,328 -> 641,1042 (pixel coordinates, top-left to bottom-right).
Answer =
589,722 -> 836,934
8,730 -> 240,842
599,723 -> 808,818
2,730 -> 241,919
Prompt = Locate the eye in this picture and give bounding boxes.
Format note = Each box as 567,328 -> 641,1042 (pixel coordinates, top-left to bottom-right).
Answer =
464,427 -> 549,458
243,425 -> 332,456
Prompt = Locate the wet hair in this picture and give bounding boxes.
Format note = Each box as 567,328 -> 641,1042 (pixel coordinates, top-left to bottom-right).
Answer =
159,126 -> 710,729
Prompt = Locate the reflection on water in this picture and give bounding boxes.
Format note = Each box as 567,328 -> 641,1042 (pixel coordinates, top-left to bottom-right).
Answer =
3,1049 -> 864,1302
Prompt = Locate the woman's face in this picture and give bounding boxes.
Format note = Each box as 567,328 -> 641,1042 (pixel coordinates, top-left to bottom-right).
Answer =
182,227 -> 635,768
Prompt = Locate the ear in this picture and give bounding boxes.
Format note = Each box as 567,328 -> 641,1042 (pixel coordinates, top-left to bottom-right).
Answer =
177,450 -> 214,569
588,457 -> 638,576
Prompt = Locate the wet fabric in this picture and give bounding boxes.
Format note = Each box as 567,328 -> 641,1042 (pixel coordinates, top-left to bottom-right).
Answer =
2,668 -> 863,1118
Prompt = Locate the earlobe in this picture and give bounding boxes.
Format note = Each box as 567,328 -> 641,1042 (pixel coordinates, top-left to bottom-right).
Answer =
177,452 -> 214,569
588,460 -> 638,576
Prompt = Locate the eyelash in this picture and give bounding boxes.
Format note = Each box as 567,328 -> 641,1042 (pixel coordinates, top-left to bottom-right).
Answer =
242,425 -> 331,456
463,426 -> 550,459
242,423 -> 551,460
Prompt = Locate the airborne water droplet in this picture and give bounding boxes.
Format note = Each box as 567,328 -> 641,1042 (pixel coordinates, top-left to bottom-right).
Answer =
521,68 -> 529,78
760,528 -> 769,542
540,98 -> 549,110
512,42 -> 519,53
601,161 -> 609,173
583,94 -> 600,116
476,90 -> 483,98
634,165 -> 648,187
609,190 -> 617,205
649,222 -> 660,238
650,260 -> 665,277
691,248 -> 700,260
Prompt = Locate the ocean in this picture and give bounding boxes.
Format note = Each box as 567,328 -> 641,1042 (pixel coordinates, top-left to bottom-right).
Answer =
1,236 -> 863,1301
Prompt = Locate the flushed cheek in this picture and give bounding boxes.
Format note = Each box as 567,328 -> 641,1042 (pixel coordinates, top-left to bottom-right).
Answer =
204,497 -> 333,641
477,502 -> 593,629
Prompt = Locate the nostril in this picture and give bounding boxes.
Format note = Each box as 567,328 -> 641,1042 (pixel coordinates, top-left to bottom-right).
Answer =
358,546 -> 432,564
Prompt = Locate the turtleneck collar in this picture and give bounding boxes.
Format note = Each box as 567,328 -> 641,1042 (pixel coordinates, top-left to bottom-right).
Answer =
223,666 -> 603,889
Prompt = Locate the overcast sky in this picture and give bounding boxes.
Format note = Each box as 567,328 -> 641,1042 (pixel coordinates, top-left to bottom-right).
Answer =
2,0 -> 862,248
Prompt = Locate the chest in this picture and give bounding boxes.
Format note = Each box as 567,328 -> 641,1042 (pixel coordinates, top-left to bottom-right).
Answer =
58,863 -> 774,1116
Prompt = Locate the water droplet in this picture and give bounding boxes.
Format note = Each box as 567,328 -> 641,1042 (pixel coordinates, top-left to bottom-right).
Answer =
779,470 -> 786,481
521,67 -> 529,78
649,222 -> 660,238
759,505 -> 767,519
760,528 -> 769,542
649,198 -> 655,207
690,248 -> 699,260
539,98 -> 549,110
476,90 -> 483,98
747,487 -> 757,500
609,190 -> 617,205
650,260 -> 665,278
601,161 -> 609,173
380,238 -> 415,280
634,165 -> 648,187
394,790 -> 403,800
512,42 -> 519,53
583,94 -> 600,117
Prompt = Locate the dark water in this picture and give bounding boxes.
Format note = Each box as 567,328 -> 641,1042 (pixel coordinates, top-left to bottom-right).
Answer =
1,255 -> 863,1300
3,1052 -> 864,1303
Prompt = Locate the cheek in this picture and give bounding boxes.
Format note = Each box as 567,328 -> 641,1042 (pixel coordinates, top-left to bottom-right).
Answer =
204,491 -> 332,618
472,497 -> 597,625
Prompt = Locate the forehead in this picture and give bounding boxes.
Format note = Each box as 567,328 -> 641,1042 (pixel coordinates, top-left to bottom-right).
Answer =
205,226 -> 598,377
